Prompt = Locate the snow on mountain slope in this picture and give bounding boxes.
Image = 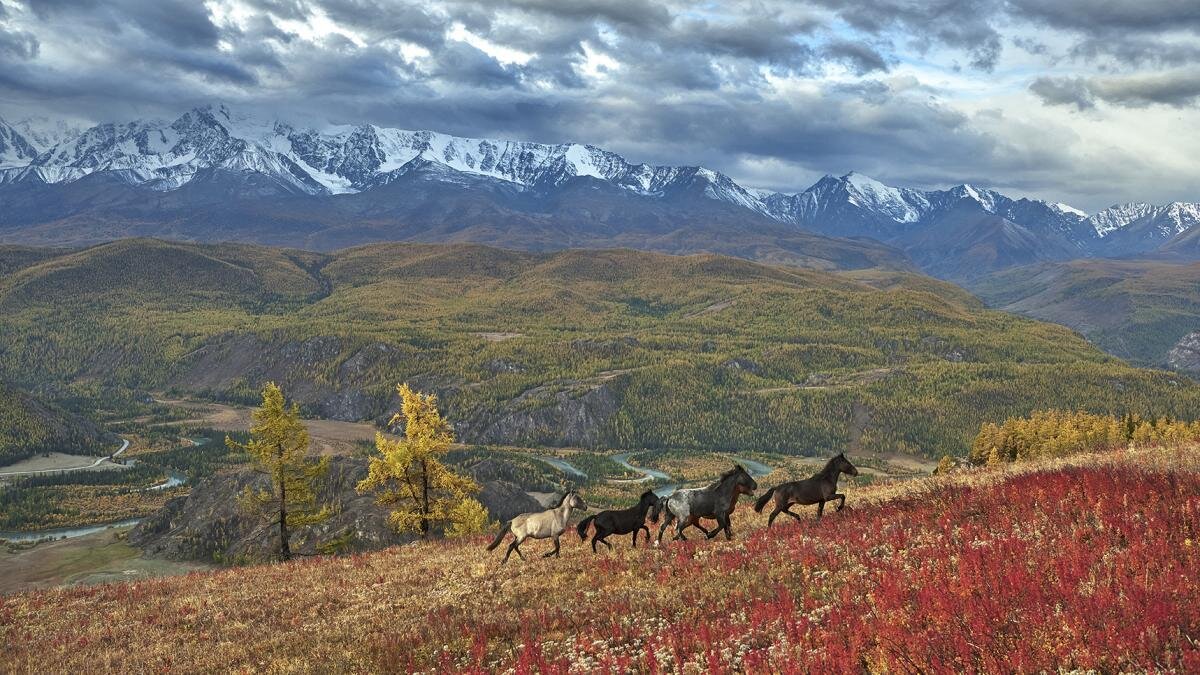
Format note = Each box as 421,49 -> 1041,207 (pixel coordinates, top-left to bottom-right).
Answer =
1085,202 -> 1200,253
843,171 -> 931,223
0,117 -> 39,169
5,103 -> 1195,262
6,104 -> 772,210
10,117 -> 86,152
1087,203 -> 1160,238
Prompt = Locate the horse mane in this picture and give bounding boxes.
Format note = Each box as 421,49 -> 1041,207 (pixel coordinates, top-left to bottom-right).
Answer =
815,454 -> 841,478
712,464 -> 747,486
550,492 -> 570,508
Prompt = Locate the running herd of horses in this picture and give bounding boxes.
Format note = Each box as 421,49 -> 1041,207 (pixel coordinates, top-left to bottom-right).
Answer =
486,452 -> 860,563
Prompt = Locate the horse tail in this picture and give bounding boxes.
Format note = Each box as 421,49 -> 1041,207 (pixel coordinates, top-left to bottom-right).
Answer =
576,514 -> 596,540
753,486 -> 777,513
486,521 -> 511,551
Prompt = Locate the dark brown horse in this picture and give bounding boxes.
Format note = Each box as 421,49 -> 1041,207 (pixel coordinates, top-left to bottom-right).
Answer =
753,453 -> 858,526
576,490 -> 660,553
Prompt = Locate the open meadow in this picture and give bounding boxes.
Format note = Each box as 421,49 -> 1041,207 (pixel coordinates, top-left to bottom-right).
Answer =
3,445 -> 1196,673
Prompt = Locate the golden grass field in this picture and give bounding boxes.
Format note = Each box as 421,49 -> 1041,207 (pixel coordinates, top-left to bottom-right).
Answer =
2,444 -> 1197,673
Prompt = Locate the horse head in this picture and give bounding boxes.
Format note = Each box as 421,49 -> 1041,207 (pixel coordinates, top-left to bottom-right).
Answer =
835,453 -> 860,477
566,491 -> 588,511
728,464 -> 757,496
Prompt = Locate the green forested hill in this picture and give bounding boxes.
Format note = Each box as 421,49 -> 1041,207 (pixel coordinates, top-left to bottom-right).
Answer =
0,381 -> 116,465
972,259 -> 1200,366
2,239 -> 1197,458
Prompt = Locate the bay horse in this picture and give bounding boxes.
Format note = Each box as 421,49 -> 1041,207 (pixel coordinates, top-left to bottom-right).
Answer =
653,465 -> 757,544
576,490 -> 660,553
754,453 -> 859,526
487,491 -> 587,563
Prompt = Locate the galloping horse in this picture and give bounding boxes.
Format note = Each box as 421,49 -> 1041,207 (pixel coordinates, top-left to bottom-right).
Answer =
654,465 -> 757,544
754,453 -> 859,525
576,490 -> 660,553
487,491 -> 587,563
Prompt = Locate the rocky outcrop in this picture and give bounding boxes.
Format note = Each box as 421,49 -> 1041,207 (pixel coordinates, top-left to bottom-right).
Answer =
130,456 -> 539,563
721,357 -> 762,374
170,333 -> 411,421
458,379 -> 621,448
1168,331 -> 1200,372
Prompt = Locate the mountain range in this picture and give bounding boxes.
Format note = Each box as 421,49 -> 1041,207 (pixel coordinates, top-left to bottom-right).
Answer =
0,104 -> 1197,280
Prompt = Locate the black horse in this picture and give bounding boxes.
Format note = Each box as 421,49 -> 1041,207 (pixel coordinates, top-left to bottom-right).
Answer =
754,452 -> 859,526
576,490 -> 660,553
653,465 -> 758,543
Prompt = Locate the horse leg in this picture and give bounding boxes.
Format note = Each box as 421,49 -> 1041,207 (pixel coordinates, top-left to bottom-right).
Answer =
591,535 -> 599,554
656,513 -> 674,544
688,517 -> 712,537
707,512 -> 732,540
674,518 -> 688,541
768,506 -> 783,527
634,526 -> 649,547
783,507 -> 804,522
503,535 -> 525,563
817,500 -> 826,519
543,535 -> 561,558
599,536 -> 613,550
833,493 -> 847,511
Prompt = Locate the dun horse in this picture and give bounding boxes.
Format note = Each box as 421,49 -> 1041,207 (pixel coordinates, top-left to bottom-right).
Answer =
576,490 -> 660,553
487,491 -> 587,563
754,453 -> 859,525
654,465 -> 757,544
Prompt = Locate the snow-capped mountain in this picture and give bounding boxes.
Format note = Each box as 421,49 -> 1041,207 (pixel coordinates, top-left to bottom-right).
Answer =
1085,202 -> 1200,253
10,116 -> 87,153
0,117 -> 39,168
0,104 -> 772,210
0,103 -> 1196,278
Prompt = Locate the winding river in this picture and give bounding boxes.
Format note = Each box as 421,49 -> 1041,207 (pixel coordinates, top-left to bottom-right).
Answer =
0,437 -> 191,543
534,455 -> 588,478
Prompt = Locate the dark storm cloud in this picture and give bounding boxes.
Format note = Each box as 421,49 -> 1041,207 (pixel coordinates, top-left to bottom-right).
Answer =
28,0 -> 221,47
1029,76 -> 1095,110
823,40 -> 890,74
1032,69 -> 1200,109
0,27 -> 38,59
813,0 -> 1003,71
1006,0 -> 1200,67
0,0 -> 1195,212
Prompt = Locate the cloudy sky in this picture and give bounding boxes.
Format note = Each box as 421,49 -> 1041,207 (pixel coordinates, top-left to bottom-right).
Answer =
0,0 -> 1197,211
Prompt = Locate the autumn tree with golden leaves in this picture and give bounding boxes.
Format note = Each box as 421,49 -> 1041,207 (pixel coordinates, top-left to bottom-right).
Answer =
226,383 -> 330,560
357,384 -> 488,538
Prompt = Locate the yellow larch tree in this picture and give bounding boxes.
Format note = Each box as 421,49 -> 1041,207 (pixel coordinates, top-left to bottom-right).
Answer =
357,383 -> 488,538
226,382 -> 330,561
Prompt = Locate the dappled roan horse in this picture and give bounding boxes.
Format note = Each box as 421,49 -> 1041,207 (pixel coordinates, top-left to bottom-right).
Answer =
576,490 -> 660,553
487,491 -> 587,563
754,452 -> 859,525
654,465 -> 757,544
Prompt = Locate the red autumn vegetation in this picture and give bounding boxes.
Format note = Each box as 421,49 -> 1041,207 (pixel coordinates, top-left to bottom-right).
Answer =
2,446 -> 1198,672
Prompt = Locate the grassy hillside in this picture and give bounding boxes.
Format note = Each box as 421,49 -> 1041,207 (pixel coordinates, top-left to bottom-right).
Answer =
2,239 -> 1198,458
972,258 -> 1200,365
3,447 -> 1197,671
0,381 -> 116,465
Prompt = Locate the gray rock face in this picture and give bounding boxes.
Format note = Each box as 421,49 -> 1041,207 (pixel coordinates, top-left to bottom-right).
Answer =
1168,331 -> 1200,372
171,333 -> 407,421
130,456 -> 539,563
721,357 -> 762,374
459,380 -> 620,448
